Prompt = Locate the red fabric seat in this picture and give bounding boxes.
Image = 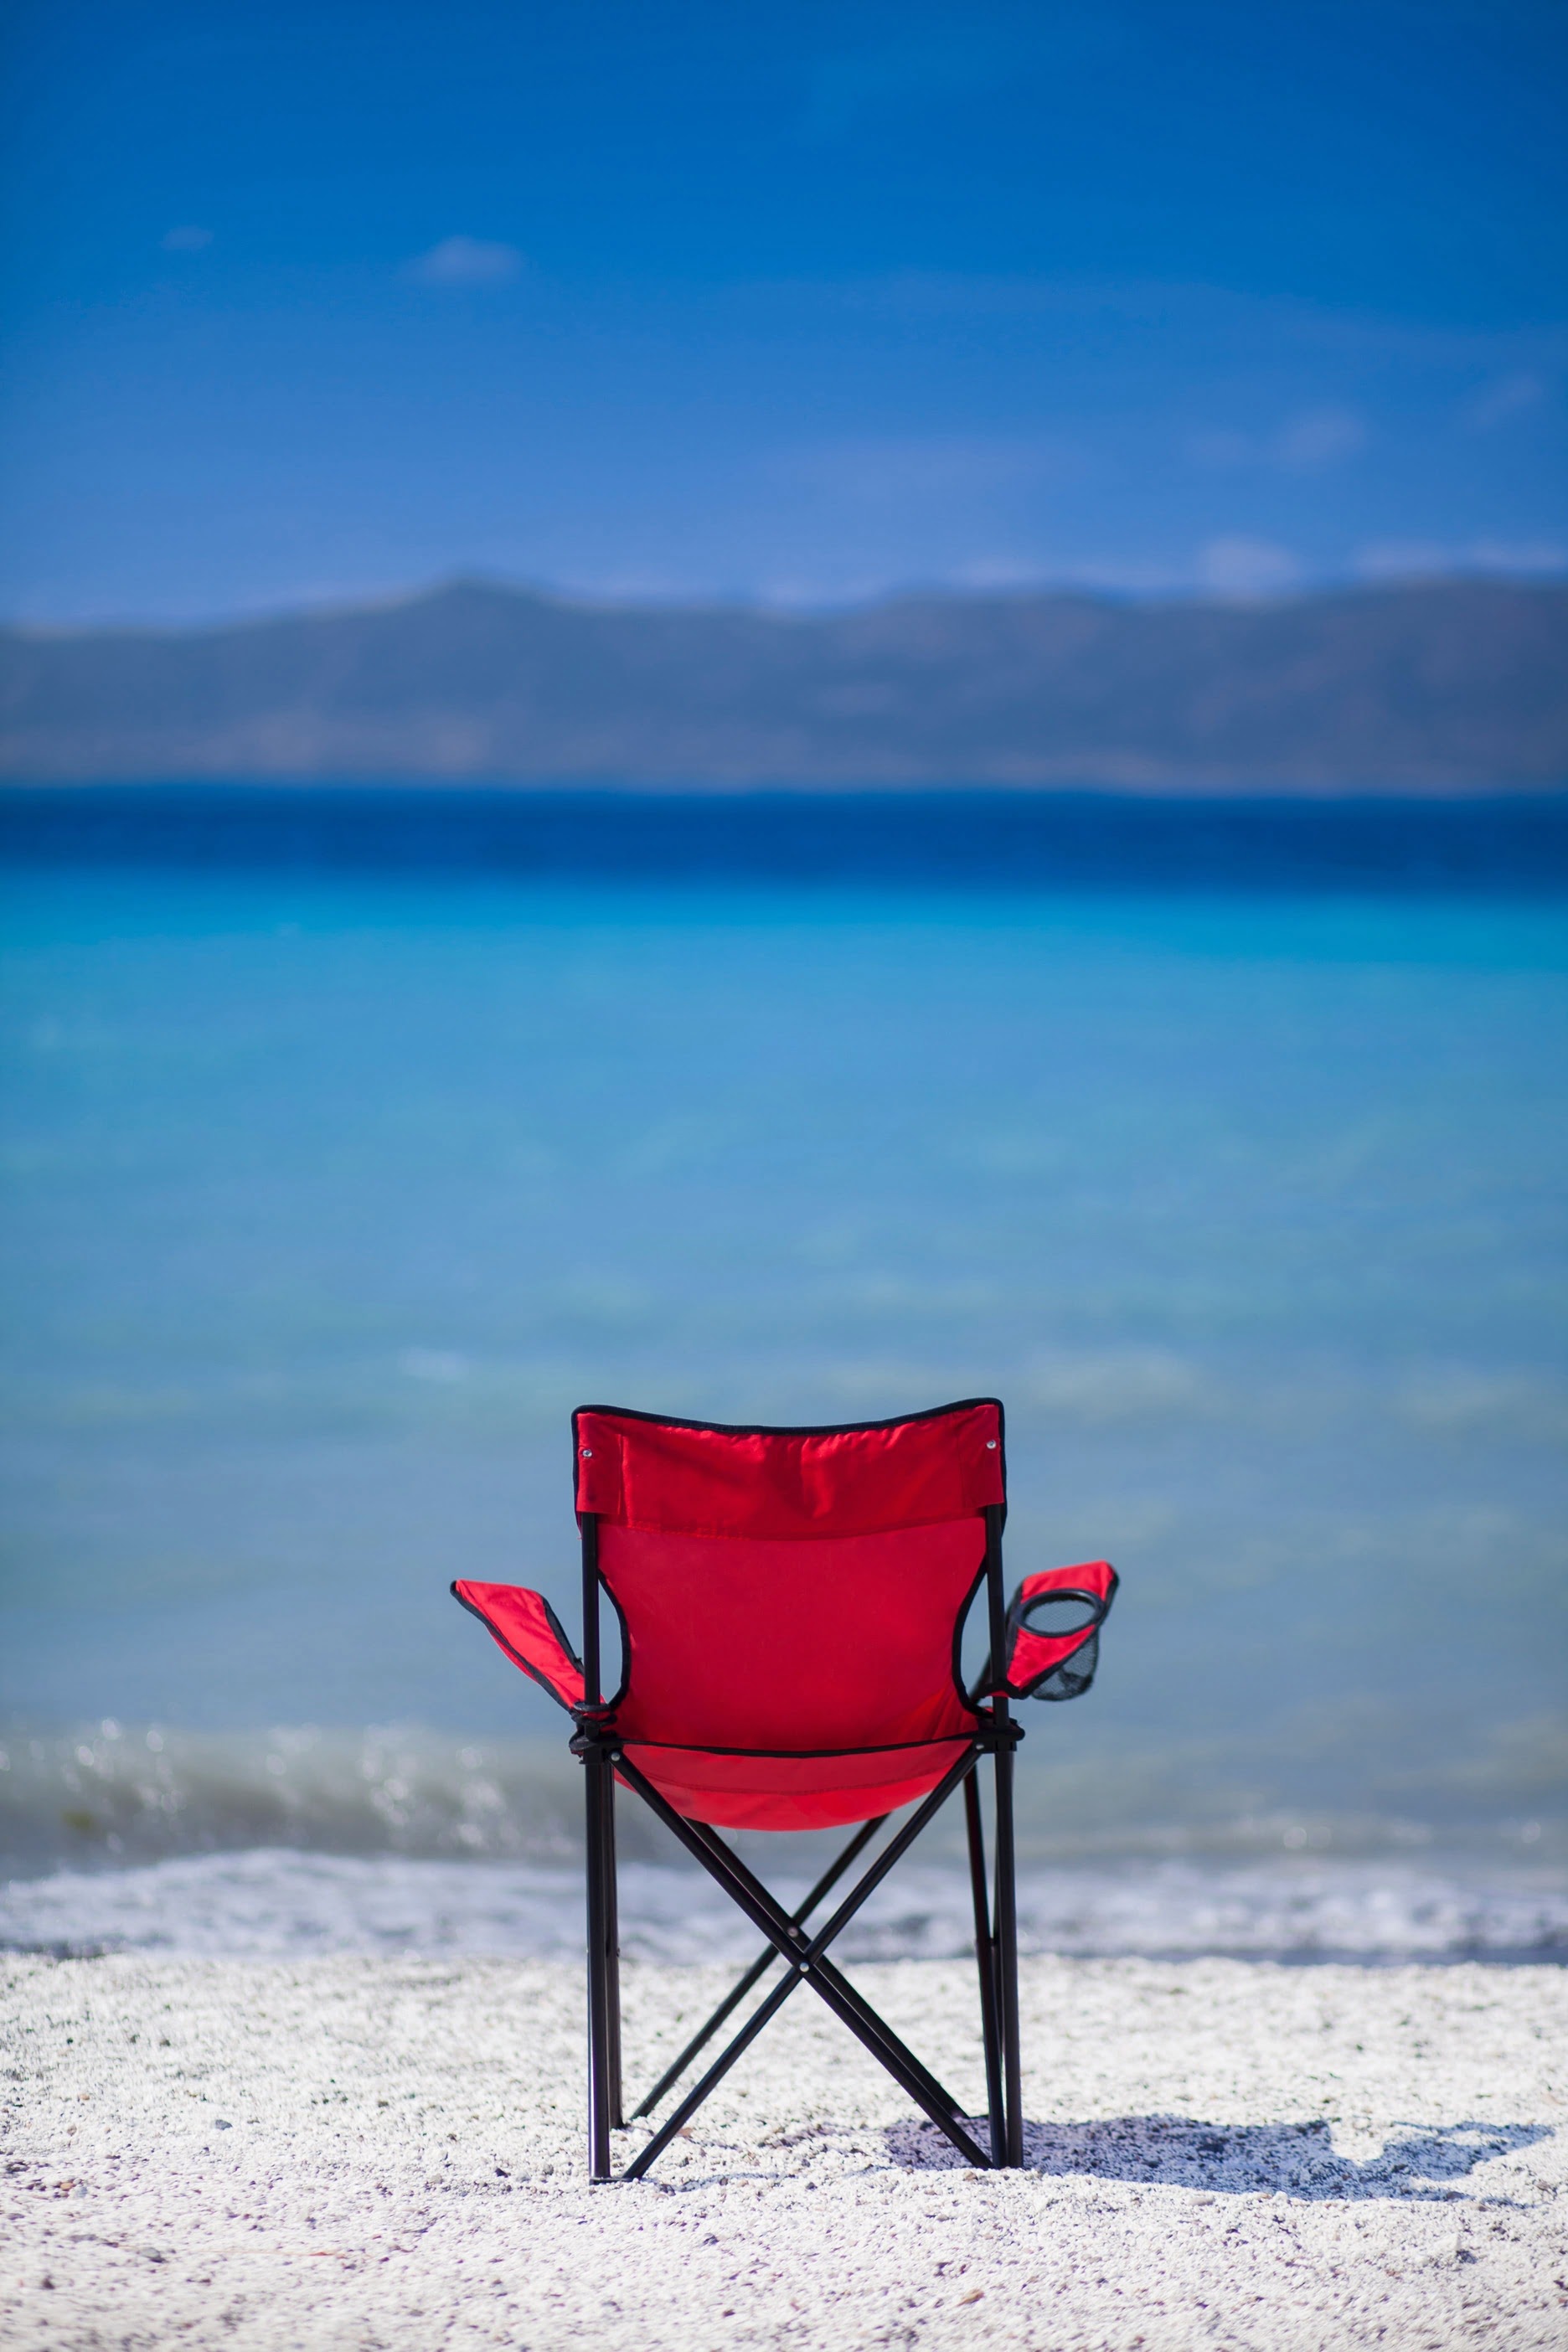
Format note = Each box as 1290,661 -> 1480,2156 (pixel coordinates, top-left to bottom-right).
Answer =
603,1517 -> 984,1828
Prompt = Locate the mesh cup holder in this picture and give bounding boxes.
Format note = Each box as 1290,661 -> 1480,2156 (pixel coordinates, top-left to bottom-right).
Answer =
1003,1567 -> 1117,1702
1025,1629 -> 1101,1701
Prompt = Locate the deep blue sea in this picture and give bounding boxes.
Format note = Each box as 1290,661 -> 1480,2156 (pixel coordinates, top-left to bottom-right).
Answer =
3,792 -> 1565,1960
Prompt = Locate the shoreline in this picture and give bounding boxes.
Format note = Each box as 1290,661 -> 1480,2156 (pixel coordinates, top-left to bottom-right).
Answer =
3,1844 -> 1565,1970
4,1951 -> 1564,2349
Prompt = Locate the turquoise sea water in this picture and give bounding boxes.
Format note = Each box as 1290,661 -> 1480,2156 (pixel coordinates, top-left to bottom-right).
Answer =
3,850 -> 1565,1951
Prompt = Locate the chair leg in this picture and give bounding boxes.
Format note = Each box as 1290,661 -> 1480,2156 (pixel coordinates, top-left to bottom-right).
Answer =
992,1722 -> 1024,2168
604,1766 -> 623,2129
964,1769 -> 1006,2164
584,1747 -> 614,2181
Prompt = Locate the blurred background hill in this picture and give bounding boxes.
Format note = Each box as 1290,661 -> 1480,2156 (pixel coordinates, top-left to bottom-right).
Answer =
3,576 -> 1565,789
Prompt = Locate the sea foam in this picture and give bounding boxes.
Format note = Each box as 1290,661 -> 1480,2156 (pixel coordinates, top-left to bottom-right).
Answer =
3,1845 -> 1564,1964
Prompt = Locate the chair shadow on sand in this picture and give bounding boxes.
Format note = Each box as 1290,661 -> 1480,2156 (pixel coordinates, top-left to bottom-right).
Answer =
887,2115 -> 1551,2201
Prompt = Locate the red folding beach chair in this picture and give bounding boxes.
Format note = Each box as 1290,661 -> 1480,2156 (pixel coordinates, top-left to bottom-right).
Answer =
453,1398 -> 1116,2180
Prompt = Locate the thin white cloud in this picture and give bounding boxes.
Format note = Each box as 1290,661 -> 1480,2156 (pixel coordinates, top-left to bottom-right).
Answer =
1195,537 -> 1301,598
1463,372 -> 1548,431
945,554 -> 1193,596
161,225 -> 214,252
1185,428 -> 1254,470
754,570 -> 913,610
1187,406 -> 1367,472
1275,407 -> 1368,467
1354,539 -> 1452,581
948,557 -> 1055,591
1354,537 -> 1568,581
408,236 -> 525,287
1467,538 -> 1567,575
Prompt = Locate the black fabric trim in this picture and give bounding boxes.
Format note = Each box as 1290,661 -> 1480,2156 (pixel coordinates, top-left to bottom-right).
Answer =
599,1564 -> 632,1715
573,1397 -> 1007,1528
539,1591 -> 584,1672
574,1395 -> 1003,1442
451,1581 -> 581,1714
950,1560 -> 988,1715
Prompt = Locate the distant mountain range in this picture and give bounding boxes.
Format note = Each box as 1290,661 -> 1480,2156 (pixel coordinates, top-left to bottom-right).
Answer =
2,577 -> 1565,792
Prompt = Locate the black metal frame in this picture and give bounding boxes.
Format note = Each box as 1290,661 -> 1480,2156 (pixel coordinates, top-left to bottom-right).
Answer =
574,1499 -> 1024,2181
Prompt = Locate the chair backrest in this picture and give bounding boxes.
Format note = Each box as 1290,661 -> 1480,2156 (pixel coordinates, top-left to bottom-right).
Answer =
573,1399 -> 1004,1755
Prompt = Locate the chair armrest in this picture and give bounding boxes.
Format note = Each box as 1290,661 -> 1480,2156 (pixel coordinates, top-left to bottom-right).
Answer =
451,1581 -> 586,1713
998,1560 -> 1118,1701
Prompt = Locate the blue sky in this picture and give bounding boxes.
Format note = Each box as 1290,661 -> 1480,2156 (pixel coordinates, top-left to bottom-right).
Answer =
1,0 -> 1565,620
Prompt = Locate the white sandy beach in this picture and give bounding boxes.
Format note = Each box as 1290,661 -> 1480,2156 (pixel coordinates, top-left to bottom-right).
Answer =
3,1952 -> 1565,2350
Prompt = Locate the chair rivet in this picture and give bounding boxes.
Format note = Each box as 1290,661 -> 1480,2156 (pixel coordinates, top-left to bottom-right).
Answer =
581,1448 -> 593,1457
986,1441 -> 997,1450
